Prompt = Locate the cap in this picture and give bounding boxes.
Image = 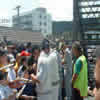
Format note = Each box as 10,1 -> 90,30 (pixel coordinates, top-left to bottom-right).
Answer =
20,51 -> 31,56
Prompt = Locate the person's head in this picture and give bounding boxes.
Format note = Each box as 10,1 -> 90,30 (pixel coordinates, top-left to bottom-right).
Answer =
20,57 -> 27,66
61,42 -> 68,52
26,42 -> 32,49
7,47 -> 13,53
42,39 -> 50,54
7,42 -> 15,53
27,57 -> 36,72
32,45 -> 40,59
0,48 -> 7,65
20,57 -> 27,72
72,41 -> 83,58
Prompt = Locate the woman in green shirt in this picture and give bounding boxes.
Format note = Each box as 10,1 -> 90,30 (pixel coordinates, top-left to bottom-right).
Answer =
72,41 -> 88,100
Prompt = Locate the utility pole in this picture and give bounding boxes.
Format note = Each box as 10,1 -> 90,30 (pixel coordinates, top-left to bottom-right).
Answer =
14,5 -> 21,27
16,5 -> 21,17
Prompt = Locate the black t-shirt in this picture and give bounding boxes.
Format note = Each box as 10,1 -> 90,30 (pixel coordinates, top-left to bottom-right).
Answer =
28,56 -> 37,75
22,56 -> 37,97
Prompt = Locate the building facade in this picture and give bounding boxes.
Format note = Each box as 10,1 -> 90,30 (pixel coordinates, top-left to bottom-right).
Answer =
0,26 -> 44,44
73,0 -> 100,88
13,8 -> 52,37
52,21 -> 73,40
73,0 -> 100,41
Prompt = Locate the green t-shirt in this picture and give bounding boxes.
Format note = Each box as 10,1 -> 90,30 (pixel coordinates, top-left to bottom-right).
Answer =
74,58 -> 82,75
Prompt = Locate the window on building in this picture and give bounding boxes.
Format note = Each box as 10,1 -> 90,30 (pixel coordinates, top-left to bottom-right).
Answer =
98,35 -> 100,39
40,29 -> 42,32
44,30 -> 47,33
92,35 -> 96,39
40,22 -> 42,26
44,16 -> 46,19
40,15 -> 42,18
84,35 -> 88,39
44,22 -> 47,26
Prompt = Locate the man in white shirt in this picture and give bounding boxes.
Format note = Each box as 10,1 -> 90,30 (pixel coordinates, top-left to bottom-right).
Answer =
48,49 -> 60,100
31,39 -> 53,100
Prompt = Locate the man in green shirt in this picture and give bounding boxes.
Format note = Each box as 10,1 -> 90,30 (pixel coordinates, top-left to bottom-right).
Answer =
74,58 -> 82,75
72,41 -> 88,100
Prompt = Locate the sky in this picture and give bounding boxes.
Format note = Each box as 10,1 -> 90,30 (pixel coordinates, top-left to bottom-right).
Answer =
0,0 -> 73,26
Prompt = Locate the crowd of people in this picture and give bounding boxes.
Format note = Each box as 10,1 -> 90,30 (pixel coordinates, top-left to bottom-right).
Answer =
0,39 -> 100,100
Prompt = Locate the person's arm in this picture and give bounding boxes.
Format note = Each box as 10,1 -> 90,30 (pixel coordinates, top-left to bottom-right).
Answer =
32,63 -> 37,74
72,74 -> 78,85
31,60 -> 45,84
36,58 -> 47,84
72,59 -> 82,85
31,74 -> 40,83
14,54 -> 21,73
62,49 -> 71,65
95,59 -> 100,89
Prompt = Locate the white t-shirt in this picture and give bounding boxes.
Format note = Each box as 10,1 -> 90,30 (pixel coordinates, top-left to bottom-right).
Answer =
49,50 -> 60,83
8,68 -> 16,82
36,51 -> 52,94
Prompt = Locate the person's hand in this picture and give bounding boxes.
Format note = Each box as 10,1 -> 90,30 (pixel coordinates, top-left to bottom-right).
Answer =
93,88 -> 97,96
31,74 -> 40,83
